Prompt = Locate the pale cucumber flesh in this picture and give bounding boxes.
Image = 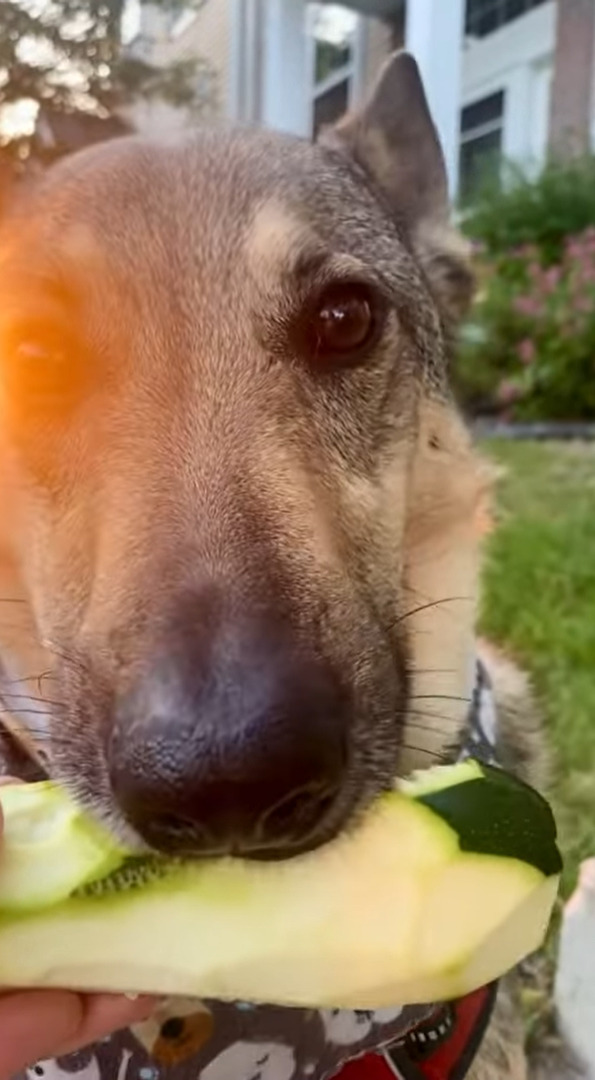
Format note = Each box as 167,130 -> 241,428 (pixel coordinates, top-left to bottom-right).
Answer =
0,783 -> 125,911
0,763 -> 561,1008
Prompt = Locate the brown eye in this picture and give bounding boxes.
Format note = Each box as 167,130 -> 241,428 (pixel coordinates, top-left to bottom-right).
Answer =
305,282 -> 380,366
2,319 -> 85,417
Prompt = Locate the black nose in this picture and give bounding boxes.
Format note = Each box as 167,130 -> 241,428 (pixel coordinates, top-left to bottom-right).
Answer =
107,608 -> 347,858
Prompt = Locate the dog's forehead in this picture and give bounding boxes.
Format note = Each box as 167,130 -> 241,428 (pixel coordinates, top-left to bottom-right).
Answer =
14,128 -> 397,285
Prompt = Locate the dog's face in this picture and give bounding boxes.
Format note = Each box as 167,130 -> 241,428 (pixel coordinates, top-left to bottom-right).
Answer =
0,56 -> 482,859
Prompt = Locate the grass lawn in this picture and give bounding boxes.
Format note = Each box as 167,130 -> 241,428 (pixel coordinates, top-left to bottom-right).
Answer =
479,440 -> 595,1049
480,439 -> 595,899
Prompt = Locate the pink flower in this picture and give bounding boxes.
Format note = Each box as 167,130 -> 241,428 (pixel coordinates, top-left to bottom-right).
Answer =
497,379 -> 522,405
517,338 -> 536,365
518,243 -> 538,260
514,295 -> 543,318
542,266 -> 561,292
566,240 -> 584,260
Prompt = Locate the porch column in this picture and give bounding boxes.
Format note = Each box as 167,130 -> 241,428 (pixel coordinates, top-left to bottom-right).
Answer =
261,0 -> 310,136
549,0 -> 595,159
405,0 -> 465,200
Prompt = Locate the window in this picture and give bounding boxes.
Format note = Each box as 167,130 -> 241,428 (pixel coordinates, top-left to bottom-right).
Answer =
459,90 -> 505,202
465,0 -> 549,38
170,7 -> 197,38
306,4 -> 361,139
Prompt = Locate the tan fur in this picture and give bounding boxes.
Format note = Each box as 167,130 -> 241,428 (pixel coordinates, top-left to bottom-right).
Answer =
0,52 -> 552,1079
401,399 -> 497,766
245,202 -> 316,288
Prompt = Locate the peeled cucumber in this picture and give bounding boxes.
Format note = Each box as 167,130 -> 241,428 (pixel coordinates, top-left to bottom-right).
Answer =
0,761 -> 561,1008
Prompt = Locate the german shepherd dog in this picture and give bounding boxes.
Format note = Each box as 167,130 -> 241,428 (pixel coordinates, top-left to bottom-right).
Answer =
0,52 -> 552,1080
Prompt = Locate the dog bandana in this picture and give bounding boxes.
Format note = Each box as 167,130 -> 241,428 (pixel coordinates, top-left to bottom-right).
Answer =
5,660 -> 501,1080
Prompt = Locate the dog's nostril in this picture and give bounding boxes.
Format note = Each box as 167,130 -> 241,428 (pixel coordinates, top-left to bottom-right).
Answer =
108,609 -> 348,857
145,812 -> 220,855
257,784 -> 339,844
151,812 -> 198,837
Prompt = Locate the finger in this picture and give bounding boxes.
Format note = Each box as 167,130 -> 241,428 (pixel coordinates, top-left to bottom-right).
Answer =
55,993 -> 159,1056
0,990 -> 84,1077
0,776 -> 19,832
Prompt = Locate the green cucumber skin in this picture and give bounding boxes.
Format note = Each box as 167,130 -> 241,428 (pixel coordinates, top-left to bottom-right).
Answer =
418,763 -> 562,878
0,761 -> 562,922
75,762 -> 561,906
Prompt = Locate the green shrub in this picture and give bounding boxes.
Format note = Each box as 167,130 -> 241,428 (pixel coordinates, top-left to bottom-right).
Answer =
455,229 -> 595,421
455,156 -> 595,421
463,157 -> 595,265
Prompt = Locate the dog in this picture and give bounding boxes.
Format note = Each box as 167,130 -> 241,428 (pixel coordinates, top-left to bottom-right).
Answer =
0,52 -> 551,1080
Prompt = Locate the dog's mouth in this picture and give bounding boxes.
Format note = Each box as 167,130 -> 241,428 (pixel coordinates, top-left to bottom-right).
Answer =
135,779 -> 348,863
0,688 -> 405,864
0,602 -> 410,863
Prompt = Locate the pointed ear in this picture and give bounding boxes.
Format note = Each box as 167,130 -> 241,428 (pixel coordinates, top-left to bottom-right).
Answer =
321,52 -> 474,327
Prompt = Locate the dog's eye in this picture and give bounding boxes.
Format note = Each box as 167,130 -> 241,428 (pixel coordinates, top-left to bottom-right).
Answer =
2,319 -> 85,416
304,282 -> 380,366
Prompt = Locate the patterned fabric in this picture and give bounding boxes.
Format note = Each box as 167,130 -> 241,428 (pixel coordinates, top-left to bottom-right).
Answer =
6,660 -> 500,1080
337,983 -> 498,1080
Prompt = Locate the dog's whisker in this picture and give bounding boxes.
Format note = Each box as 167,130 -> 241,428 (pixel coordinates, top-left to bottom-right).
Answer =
0,692 -> 65,709
408,667 -> 459,676
393,596 -> 474,627
404,721 -> 452,738
0,621 -> 45,637
43,640 -> 90,675
409,693 -> 471,704
397,743 -> 449,763
404,707 -> 461,725
1,669 -> 56,687
0,707 -> 54,719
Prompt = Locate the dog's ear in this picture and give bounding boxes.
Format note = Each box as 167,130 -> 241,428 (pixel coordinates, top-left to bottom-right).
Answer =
320,52 -> 474,327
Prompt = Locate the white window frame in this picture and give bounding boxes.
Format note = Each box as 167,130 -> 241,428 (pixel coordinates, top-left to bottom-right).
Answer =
305,5 -> 366,139
458,88 -> 506,199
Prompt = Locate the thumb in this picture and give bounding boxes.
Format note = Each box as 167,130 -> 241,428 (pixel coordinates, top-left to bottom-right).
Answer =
0,990 -> 85,1077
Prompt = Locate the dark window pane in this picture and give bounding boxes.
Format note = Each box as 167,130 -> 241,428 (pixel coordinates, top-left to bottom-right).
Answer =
461,91 -> 504,134
465,0 -> 548,37
504,0 -> 525,19
314,40 -> 351,84
459,129 -> 503,202
313,80 -> 349,138
477,4 -> 500,35
466,0 -> 501,35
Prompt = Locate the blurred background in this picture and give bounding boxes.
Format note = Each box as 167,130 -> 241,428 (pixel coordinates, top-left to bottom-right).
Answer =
0,0 -> 594,1072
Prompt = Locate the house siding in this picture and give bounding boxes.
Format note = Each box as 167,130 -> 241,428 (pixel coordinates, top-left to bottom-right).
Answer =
359,16 -> 395,100
549,0 -> 595,156
124,0 -> 233,136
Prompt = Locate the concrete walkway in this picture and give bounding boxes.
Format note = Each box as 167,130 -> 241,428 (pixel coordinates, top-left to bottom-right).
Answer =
553,859 -> 595,1079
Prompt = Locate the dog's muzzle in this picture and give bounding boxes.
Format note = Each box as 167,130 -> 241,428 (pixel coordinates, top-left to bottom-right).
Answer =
106,603 -> 349,859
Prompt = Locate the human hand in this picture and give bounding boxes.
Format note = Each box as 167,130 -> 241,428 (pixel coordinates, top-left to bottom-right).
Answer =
0,989 -> 156,1078
0,779 -> 158,1078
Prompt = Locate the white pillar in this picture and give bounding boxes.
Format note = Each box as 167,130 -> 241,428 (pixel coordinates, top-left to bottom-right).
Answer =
405,0 -> 465,200
261,0 -> 310,136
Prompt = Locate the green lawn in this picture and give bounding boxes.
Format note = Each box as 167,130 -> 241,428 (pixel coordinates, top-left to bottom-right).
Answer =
480,440 -> 595,899
479,441 -> 595,1047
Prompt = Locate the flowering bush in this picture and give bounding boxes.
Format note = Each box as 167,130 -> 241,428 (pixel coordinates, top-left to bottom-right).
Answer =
454,228 -> 595,420
464,157 -> 595,265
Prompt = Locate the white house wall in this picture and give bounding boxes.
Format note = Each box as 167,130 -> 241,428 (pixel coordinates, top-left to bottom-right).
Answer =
125,0 -> 595,190
462,1 -> 556,172
124,0 -> 233,136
